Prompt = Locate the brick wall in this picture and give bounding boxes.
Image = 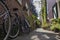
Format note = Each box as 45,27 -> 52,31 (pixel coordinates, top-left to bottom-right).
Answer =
0,0 -> 32,24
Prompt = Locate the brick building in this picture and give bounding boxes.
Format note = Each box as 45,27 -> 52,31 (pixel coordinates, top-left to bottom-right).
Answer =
46,0 -> 56,19
47,0 -> 60,19
0,0 -> 32,23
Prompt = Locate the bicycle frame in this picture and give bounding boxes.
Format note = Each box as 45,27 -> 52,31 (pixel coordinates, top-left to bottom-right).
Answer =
0,0 -> 30,40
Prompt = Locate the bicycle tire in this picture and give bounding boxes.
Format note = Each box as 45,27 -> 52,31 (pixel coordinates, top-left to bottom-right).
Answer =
0,1 -> 19,39
0,1 -> 11,40
21,19 -> 30,33
4,13 -> 19,39
9,15 -> 19,38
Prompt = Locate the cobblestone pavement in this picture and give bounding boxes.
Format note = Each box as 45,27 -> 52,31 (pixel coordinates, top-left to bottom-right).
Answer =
12,28 -> 60,40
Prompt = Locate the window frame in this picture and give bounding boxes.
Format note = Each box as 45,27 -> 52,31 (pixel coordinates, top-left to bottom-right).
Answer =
52,3 -> 58,19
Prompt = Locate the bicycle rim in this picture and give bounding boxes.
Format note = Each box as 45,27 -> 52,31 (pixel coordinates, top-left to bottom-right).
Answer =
9,16 -> 19,38
0,1 -> 11,40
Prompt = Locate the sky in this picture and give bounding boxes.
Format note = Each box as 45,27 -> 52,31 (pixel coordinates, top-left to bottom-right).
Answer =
32,0 -> 42,19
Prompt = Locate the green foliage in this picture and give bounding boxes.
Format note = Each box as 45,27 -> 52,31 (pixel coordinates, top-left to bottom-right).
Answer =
57,18 -> 60,23
55,24 -> 60,30
42,22 -> 49,28
51,18 -> 58,23
35,19 -> 41,28
32,14 -> 37,20
50,23 -> 56,31
41,6 -> 47,23
32,14 -> 41,28
50,18 -> 60,31
50,23 -> 60,31
41,0 -> 47,28
24,13 -> 40,30
41,6 -> 47,28
36,20 -> 41,25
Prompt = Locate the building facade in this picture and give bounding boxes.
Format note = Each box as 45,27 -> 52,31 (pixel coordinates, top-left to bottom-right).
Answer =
0,0 -> 32,26
47,0 -> 60,19
56,0 -> 60,18
46,0 -> 56,19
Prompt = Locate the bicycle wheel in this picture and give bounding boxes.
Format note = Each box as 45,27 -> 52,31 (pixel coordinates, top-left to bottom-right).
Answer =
0,1 -> 11,40
4,13 -> 19,38
10,14 -> 19,38
21,19 -> 30,33
3,14 -> 11,40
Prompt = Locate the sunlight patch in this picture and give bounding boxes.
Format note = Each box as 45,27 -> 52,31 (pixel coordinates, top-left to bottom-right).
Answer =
42,34 -> 50,39
31,35 -> 40,40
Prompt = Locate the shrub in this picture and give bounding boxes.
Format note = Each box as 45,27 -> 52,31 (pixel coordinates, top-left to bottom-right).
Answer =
50,18 -> 60,31
42,22 -> 49,29
50,23 -> 56,31
50,18 -> 58,23
24,14 -> 41,30
35,19 -> 41,28
32,14 -> 37,20
57,18 -> 60,23
55,24 -> 60,31
36,20 -> 41,25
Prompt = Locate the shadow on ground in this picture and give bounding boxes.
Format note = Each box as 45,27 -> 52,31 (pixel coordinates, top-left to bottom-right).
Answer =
0,28 -> 6,40
13,28 -> 59,40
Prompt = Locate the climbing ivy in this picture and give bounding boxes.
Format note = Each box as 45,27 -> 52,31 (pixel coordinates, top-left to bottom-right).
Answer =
41,0 -> 47,28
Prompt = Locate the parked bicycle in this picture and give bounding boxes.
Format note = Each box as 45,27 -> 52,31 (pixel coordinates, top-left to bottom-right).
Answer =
0,0 -> 19,40
0,0 -> 30,40
21,18 -> 30,33
0,0 -> 11,40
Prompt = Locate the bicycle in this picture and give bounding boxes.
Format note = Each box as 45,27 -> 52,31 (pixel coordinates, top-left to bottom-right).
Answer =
20,18 -> 30,34
0,0 -> 30,40
0,0 -> 11,40
0,0 -> 19,40
3,12 -> 20,39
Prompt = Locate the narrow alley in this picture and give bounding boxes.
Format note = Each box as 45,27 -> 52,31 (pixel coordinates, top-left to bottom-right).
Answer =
13,28 -> 60,40
0,0 -> 60,40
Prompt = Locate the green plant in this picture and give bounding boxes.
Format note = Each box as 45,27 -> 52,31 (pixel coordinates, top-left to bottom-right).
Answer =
50,18 -> 60,31
57,18 -> 60,23
41,1 -> 47,28
50,23 -> 56,31
42,22 -> 49,28
24,14 -> 38,30
32,14 -> 37,20
41,6 -> 47,24
36,20 -> 41,25
51,18 -> 58,23
55,24 -> 60,30
34,19 -> 41,28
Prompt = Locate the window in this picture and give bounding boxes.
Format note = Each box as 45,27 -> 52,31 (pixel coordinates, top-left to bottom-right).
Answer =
17,0 -> 22,5
52,3 -> 58,19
